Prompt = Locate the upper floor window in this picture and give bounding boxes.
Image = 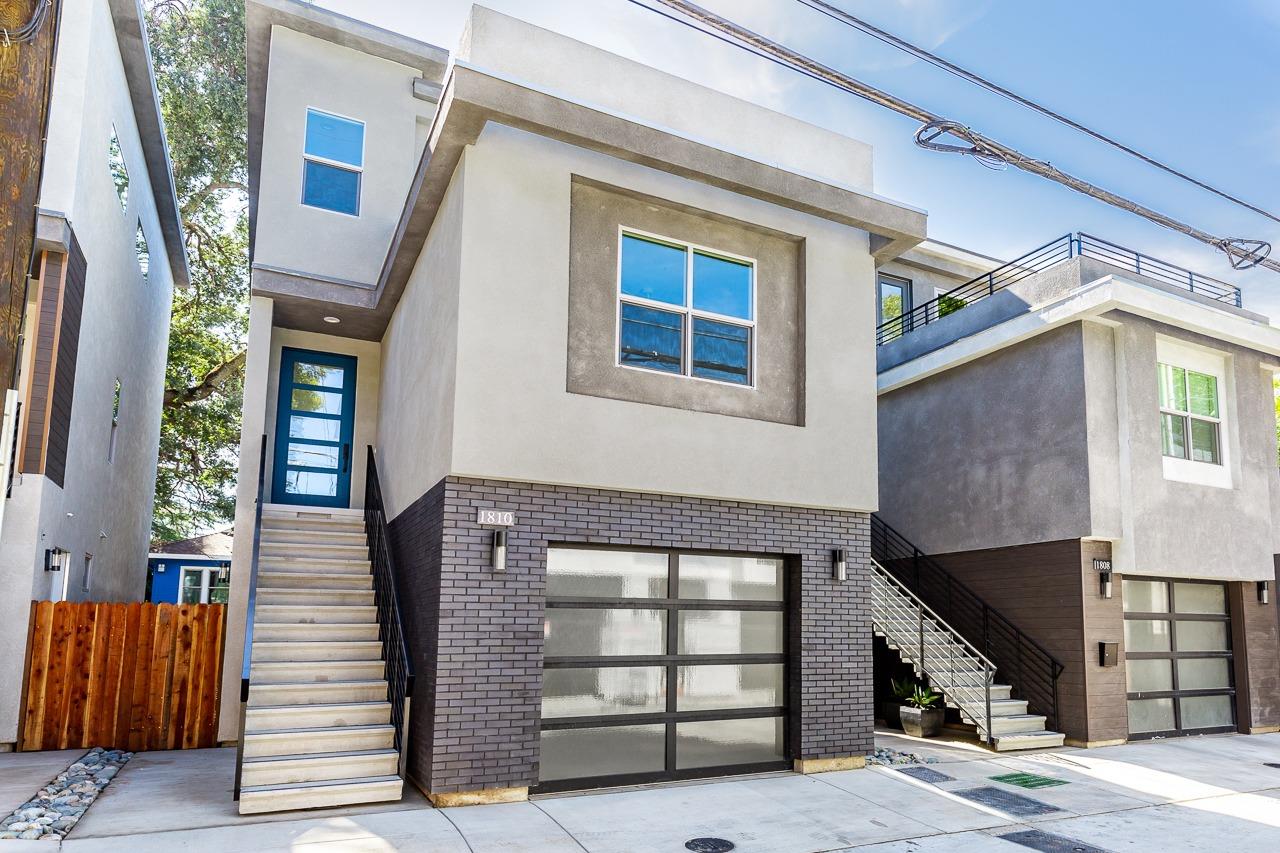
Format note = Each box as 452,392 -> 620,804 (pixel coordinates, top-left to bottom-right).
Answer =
1157,338 -> 1230,489
617,231 -> 754,386
108,126 -> 129,212
135,222 -> 150,280
302,108 -> 363,216
877,274 -> 910,324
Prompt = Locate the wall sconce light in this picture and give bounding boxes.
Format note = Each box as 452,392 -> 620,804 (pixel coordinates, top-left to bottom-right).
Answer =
44,548 -> 68,573
1094,558 -> 1113,599
1259,580 -> 1270,605
216,564 -> 230,584
492,530 -> 508,573
155,563 -> 166,574
832,548 -> 847,582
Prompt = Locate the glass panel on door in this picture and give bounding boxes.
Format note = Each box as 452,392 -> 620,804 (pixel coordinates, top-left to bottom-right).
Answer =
273,348 -> 357,507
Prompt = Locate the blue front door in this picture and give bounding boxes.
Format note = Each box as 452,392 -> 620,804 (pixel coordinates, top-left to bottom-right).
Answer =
272,348 -> 357,507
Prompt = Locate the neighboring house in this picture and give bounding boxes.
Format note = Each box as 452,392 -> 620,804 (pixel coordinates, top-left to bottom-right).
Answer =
148,530 -> 233,604
875,233 -> 1280,746
0,0 -> 187,752
226,0 -> 924,813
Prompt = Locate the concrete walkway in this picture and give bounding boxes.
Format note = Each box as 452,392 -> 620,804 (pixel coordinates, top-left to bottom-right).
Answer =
2,732 -> 1277,851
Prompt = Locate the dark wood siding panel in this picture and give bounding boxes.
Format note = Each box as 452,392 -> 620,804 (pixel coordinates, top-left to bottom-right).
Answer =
1081,540 -> 1126,743
20,250 -> 63,475
1230,579 -> 1280,732
44,232 -> 85,488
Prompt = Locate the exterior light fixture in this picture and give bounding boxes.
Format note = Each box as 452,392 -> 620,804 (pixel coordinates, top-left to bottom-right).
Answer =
832,548 -> 847,582
492,530 -> 508,573
322,316 -> 341,324
44,548 -> 68,573
1094,558 -> 1113,599
1259,580 -> 1271,605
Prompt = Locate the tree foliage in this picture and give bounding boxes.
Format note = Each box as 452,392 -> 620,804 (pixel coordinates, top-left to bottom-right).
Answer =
146,0 -> 248,542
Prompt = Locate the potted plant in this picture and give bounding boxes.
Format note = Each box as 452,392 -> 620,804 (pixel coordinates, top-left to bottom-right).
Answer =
880,677 -> 914,730
899,684 -> 945,738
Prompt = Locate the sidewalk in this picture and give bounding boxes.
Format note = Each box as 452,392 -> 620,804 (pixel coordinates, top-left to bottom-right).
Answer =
2,731 -> 1276,851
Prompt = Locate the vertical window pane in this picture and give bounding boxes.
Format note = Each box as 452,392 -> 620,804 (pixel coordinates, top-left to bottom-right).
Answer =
542,667 -> 666,718
677,663 -> 783,711
1158,363 -> 1187,411
544,609 -> 666,657
209,574 -> 230,605
619,303 -> 683,374
302,160 -> 360,215
304,109 -> 364,166
293,363 -> 346,388
692,252 -> 752,319
691,318 -> 750,385
1176,658 -> 1230,690
676,717 -> 783,769
1127,698 -> 1175,734
1175,621 -> 1229,652
620,235 -> 686,305
1122,580 -> 1169,613
1179,694 -> 1234,730
678,610 -> 783,655
539,725 -> 666,782
678,555 -> 783,601
1123,619 -> 1171,652
1189,419 -> 1220,464
1125,659 -> 1172,693
1186,371 -> 1219,417
181,572 -> 203,605
546,549 -> 668,598
879,279 -> 906,322
1161,413 -> 1188,459
1173,582 -> 1227,615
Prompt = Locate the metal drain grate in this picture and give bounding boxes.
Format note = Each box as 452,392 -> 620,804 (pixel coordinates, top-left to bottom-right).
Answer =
897,766 -> 954,784
1000,829 -> 1110,852
685,839 -> 735,853
954,786 -> 1064,817
990,771 -> 1070,789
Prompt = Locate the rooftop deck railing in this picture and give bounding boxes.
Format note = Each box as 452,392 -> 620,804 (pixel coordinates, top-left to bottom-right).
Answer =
876,233 -> 1244,345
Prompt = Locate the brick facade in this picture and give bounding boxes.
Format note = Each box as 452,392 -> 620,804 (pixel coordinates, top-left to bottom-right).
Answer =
389,476 -> 874,796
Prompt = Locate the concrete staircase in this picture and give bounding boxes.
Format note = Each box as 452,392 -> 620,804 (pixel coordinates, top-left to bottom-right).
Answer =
870,561 -> 1066,752
237,505 -> 403,815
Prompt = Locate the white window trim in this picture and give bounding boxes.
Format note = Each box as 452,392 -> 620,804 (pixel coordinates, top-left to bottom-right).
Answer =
613,226 -> 758,390
179,565 -> 225,604
301,107 -> 365,218
1157,337 -> 1232,490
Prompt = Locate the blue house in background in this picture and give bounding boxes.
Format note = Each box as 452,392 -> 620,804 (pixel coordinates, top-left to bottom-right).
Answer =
147,529 -> 233,604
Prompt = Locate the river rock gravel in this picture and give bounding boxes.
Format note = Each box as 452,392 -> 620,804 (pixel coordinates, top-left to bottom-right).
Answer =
0,747 -> 132,841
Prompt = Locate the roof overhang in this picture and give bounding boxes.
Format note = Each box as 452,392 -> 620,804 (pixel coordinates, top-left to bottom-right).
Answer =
878,274 -> 1280,394
262,60 -> 929,339
107,0 -> 189,287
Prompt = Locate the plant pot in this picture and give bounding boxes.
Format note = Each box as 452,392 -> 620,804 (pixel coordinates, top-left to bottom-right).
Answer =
900,706 -> 945,738
879,700 -> 904,730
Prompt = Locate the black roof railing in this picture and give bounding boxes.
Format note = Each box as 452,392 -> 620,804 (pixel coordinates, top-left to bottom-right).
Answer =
876,232 -> 1244,346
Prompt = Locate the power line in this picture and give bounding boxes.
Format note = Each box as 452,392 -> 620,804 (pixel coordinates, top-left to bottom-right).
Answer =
629,0 -> 1277,275
794,0 -> 1280,227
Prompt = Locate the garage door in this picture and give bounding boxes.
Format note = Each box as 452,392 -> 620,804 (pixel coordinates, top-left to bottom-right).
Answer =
537,547 -> 789,792
1123,578 -> 1235,738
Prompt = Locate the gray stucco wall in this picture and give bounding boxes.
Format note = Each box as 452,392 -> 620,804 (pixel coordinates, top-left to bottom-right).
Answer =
877,323 -> 1093,555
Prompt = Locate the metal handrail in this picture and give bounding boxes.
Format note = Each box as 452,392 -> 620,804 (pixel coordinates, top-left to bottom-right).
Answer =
870,560 -> 994,744
876,231 -> 1244,345
364,447 -> 415,777
870,514 -> 1064,732
233,435 -> 268,801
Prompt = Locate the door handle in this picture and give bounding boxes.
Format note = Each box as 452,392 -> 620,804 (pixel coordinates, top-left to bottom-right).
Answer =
342,443 -> 350,473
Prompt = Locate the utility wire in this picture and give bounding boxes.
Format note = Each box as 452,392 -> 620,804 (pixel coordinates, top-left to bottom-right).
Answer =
795,0 -> 1280,227
633,0 -> 1278,275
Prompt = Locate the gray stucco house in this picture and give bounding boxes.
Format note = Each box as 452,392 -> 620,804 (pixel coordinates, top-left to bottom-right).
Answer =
223,0 -> 1280,815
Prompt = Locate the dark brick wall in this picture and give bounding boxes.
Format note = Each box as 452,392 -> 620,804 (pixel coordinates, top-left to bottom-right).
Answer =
389,475 -> 873,795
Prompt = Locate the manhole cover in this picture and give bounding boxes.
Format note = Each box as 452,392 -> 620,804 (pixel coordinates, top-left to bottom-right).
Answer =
685,840 -> 735,853
990,771 -> 1070,789
954,786 -> 1063,817
1000,829 -> 1110,853
897,766 -> 953,784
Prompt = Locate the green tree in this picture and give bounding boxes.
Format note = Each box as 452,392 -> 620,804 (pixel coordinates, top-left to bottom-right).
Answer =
145,0 -> 248,542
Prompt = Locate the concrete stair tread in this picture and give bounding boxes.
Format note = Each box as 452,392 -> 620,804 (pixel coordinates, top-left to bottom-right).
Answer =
246,723 -> 395,738
248,700 -> 391,714
259,571 -> 373,584
240,774 -> 401,794
993,730 -> 1067,751
238,775 -> 403,814
243,748 -> 398,766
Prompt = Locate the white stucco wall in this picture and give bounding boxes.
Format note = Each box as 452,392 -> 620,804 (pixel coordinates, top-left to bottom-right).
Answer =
0,0 -> 174,745
255,26 -> 435,285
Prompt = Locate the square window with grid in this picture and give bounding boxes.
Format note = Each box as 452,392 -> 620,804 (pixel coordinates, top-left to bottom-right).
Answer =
302,108 -> 364,216
1158,362 -> 1221,465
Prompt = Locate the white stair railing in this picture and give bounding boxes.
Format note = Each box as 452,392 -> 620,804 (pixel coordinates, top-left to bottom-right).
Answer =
870,559 -> 995,744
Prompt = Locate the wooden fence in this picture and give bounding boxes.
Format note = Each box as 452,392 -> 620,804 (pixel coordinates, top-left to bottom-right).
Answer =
18,601 -> 225,752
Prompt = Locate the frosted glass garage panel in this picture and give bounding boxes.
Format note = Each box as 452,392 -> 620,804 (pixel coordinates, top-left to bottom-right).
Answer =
544,609 -> 666,657
676,717 -> 784,769
542,667 -> 666,718
1125,659 -> 1172,693
1123,619 -> 1171,653
1127,698 -> 1174,734
1179,694 -> 1233,730
678,610 -> 783,655
1121,580 -> 1168,613
677,663 -> 784,711
1177,658 -> 1230,691
1173,583 -> 1226,615
1176,621 -> 1229,652
547,549 -> 668,598
539,725 -> 666,782
678,555 -> 783,601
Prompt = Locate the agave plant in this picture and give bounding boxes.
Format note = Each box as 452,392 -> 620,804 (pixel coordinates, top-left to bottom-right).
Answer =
905,685 -> 942,709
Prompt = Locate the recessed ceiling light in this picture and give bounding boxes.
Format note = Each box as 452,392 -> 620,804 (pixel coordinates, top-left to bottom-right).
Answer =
322,316 -> 340,324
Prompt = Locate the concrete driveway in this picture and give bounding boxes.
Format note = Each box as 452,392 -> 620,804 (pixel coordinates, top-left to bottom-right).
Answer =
3,731 -> 1278,851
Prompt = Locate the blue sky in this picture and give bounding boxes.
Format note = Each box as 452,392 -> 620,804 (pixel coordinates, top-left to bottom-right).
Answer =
315,0 -> 1280,317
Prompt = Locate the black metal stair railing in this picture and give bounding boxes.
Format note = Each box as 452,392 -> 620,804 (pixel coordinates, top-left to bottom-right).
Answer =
870,514 -> 1064,732
364,447 -> 415,778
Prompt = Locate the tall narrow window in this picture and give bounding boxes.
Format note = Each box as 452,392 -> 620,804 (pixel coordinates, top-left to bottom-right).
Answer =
302,108 -> 364,216
81,554 -> 94,593
877,273 -> 911,341
108,379 -> 121,462
1159,363 -> 1221,465
135,222 -> 149,280
617,232 -> 755,386
108,127 -> 129,212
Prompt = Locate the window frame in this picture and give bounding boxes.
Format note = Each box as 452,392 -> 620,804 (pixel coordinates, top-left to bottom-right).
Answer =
108,125 -> 129,214
300,107 -> 366,218
1156,338 -> 1231,489
81,553 -> 93,593
877,273 -> 912,325
614,227 -> 758,390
